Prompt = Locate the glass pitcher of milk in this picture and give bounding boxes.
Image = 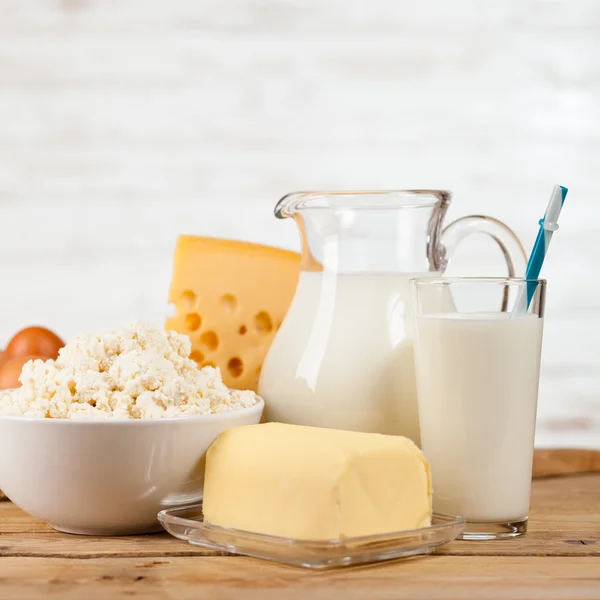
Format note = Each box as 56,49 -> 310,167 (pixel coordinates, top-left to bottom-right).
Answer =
258,190 -> 526,445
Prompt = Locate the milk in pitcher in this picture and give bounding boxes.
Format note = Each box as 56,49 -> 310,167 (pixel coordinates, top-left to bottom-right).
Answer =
260,271 -> 445,444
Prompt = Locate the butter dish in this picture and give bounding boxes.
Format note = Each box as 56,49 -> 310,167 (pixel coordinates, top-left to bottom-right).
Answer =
158,502 -> 465,569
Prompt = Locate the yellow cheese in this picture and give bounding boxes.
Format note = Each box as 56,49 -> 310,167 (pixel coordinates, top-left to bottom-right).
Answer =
203,423 -> 432,540
165,236 -> 300,391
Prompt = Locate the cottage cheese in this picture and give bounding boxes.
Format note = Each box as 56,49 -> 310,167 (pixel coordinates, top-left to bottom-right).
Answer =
0,322 -> 259,419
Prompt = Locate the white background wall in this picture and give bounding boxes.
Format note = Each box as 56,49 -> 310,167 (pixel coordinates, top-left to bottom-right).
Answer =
0,0 -> 598,447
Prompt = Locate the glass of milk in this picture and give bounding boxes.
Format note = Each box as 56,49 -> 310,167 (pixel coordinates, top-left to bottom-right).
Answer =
411,277 -> 546,540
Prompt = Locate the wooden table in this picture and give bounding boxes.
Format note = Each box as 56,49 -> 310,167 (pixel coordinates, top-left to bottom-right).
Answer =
0,453 -> 599,600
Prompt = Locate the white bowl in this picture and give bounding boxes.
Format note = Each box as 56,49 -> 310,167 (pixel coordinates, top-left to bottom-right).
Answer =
0,399 -> 263,536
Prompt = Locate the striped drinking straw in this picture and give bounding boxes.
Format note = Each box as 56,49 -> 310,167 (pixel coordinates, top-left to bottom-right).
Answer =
514,184 -> 568,315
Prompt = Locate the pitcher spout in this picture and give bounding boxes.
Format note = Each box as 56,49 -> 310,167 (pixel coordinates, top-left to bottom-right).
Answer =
274,192 -> 305,219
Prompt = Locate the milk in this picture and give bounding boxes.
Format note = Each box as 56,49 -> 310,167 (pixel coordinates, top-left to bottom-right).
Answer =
260,271 -> 442,444
413,313 -> 544,522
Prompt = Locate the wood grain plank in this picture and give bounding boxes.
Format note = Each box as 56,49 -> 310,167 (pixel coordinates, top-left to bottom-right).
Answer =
0,528 -> 596,559
0,502 -> 52,533
0,556 -> 598,600
0,474 -> 597,558
533,449 -> 600,478
528,474 -> 600,519
0,532 -> 219,558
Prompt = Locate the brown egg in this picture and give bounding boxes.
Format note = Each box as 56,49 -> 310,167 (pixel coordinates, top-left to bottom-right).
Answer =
6,327 -> 64,360
0,350 -> 8,370
0,354 -> 46,389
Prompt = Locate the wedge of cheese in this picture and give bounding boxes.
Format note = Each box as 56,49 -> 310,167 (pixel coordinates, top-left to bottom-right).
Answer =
165,236 -> 300,391
203,423 -> 432,540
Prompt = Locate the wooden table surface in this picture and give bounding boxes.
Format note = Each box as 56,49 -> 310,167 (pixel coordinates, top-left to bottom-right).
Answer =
0,452 -> 599,600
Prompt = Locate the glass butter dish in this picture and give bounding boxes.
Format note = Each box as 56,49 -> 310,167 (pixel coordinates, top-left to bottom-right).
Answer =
158,502 -> 465,569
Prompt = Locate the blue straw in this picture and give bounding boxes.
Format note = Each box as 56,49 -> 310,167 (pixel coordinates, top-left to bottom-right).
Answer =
524,185 -> 568,307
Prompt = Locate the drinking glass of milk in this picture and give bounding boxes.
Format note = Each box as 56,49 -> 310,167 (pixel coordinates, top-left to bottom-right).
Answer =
259,190 -> 527,445
411,277 -> 546,540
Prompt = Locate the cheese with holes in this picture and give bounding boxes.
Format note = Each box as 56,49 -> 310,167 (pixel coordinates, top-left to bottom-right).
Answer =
165,236 -> 300,391
203,423 -> 432,540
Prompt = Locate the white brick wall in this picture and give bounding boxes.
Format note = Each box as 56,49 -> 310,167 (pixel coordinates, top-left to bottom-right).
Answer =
0,0 -> 598,447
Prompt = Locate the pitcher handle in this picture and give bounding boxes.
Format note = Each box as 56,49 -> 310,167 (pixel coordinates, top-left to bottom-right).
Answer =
441,215 -> 527,277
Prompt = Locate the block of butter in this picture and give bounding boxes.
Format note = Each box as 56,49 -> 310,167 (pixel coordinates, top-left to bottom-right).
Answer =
203,422 -> 432,540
